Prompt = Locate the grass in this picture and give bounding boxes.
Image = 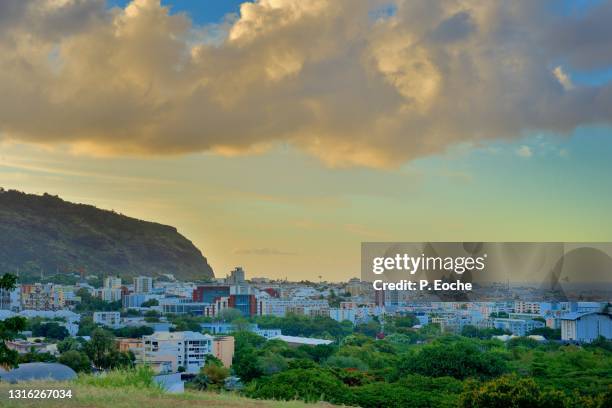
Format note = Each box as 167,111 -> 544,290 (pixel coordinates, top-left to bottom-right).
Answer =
0,368 -> 340,408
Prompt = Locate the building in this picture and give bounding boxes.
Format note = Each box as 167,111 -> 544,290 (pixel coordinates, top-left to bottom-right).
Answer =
122,293 -> 146,309
21,284 -> 56,310
345,278 -> 363,297
269,335 -> 333,347
561,312 -> 612,343
0,286 -> 20,311
142,331 -> 213,373
104,276 -> 122,289
95,287 -> 123,302
134,276 -> 153,294
212,336 -> 235,367
201,322 -> 281,339
192,285 -> 230,303
228,294 -> 257,317
117,338 -> 144,362
93,311 -> 121,328
489,318 -> 545,336
6,339 -> 50,354
226,267 -> 246,285
261,299 -> 329,317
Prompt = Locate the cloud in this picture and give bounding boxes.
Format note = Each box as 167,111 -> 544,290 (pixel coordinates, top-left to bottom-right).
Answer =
516,145 -> 533,158
553,66 -> 574,90
0,0 -> 611,168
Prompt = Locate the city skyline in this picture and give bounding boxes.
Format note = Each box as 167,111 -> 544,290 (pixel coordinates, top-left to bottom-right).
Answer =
1,1 -> 612,281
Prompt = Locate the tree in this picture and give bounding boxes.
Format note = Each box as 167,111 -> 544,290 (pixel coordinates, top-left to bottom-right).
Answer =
112,325 -> 154,338
203,363 -> 230,385
400,339 -> 507,379
31,322 -> 69,340
77,316 -> 97,336
527,327 -> 561,340
0,273 -> 26,369
59,350 -> 91,373
246,368 -> 346,403
57,337 -> 83,353
84,328 -> 134,369
460,375 -> 566,408
216,308 -> 243,322
143,309 -> 160,323
140,299 -> 159,307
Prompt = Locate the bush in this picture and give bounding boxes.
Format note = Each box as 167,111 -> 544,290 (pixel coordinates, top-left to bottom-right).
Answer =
246,368 -> 346,403
76,366 -> 160,390
401,339 -> 507,379
59,350 -> 91,373
460,375 -> 567,408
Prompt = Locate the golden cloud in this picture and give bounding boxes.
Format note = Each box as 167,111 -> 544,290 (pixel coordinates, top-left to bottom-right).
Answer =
0,0 -> 611,167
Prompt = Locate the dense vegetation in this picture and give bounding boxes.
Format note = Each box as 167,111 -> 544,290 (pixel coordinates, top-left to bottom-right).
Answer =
226,314 -> 612,408
0,189 -> 214,281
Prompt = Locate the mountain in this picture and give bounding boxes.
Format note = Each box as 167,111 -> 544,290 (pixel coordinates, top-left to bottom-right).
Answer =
0,189 -> 214,281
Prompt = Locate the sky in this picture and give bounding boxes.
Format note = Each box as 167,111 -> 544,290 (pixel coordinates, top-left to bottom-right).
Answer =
1,0 -> 612,281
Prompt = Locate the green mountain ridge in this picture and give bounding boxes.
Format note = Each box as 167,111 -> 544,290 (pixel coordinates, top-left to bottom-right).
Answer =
0,188 -> 214,281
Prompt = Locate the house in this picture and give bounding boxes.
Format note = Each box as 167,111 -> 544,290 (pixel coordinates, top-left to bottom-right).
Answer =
142,331 -> 213,373
561,312 -> 612,343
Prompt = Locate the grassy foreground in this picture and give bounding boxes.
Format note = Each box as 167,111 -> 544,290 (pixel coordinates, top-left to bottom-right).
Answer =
0,368 -> 340,408
0,380 -> 339,408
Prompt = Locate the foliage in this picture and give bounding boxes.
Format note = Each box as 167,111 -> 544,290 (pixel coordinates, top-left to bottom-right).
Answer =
203,363 -> 230,385
255,314 -> 352,339
31,321 -> 70,340
246,368 -> 346,403
461,325 -> 508,339
76,366 -> 161,390
0,273 -> 26,369
75,288 -> 121,312
18,349 -> 56,364
84,328 -> 134,369
59,350 -> 92,372
400,338 -> 508,379
216,308 -> 243,322
528,326 -> 562,340
112,325 -> 154,338
140,299 -> 159,307
58,337 -> 85,353
460,375 -> 567,408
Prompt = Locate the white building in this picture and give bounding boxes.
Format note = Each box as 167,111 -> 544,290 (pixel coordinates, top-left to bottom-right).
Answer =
93,311 -> 122,328
142,331 -> 213,373
488,318 -> 545,336
96,287 -> 123,302
104,277 -> 122,289
561,312 -> 612,343
134,276 -> 153,294
261,299 -> 329,317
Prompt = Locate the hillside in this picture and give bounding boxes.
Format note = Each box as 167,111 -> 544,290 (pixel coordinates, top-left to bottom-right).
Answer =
0,189 -> 214,281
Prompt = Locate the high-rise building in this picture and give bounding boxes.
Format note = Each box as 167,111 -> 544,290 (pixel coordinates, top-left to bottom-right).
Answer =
0,286 -> 19,311
104,276 -> 122,289
134,276 -> 153,294
226,267 -> 246,285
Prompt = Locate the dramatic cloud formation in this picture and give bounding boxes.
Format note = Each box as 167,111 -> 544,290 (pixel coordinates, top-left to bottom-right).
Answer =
1,0 -> 611,167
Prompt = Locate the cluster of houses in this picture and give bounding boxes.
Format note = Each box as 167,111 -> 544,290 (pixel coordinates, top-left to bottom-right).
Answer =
1,267 -> 611,378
